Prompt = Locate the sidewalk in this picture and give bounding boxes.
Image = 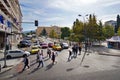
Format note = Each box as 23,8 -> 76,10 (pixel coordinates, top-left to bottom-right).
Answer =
0,43 -> 22,74
91,42 -> 120,57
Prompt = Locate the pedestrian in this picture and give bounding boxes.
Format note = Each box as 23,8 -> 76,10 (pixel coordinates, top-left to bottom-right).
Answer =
51,52 -> 56,64
78,43 -> 82,55
72,45 -> 76,58
75,44 -> 79,57
37,53 -> 44,68
36,50 -> 40,62
47,48 -> 51,58
22,55 -> 29,71
68,48 -> 72,61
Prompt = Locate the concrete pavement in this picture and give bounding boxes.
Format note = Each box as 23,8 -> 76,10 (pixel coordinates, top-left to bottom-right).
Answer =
91,42 -> 120,57
1,45 -> 120,80
0,43 -> 22,74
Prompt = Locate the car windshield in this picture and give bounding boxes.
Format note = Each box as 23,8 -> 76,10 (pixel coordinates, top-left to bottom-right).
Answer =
55,44 -> 60,46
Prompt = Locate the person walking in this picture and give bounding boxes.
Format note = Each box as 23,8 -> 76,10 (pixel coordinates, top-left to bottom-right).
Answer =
72,45 -> 76,58
51,52 -> 56,64
47,48 -> 51,58
22,55 -> 29,71
75,44 -> 79,57
78,43 -> 82,55
37,53 -> 44,68
36,50 -> 40,62
68,48 -> 72,61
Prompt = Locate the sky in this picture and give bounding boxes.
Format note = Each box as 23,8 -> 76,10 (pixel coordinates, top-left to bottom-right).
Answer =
19,0 -> 120,31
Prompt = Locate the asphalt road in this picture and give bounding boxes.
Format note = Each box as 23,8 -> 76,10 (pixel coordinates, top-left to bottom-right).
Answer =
1,47 -> 120,80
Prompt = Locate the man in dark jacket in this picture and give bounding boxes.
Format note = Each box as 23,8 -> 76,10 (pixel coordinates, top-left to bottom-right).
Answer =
22,55 -> 29,71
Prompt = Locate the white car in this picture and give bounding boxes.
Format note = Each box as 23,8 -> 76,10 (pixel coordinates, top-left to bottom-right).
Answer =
61,43 -> 69,49
6,50 -> 30,59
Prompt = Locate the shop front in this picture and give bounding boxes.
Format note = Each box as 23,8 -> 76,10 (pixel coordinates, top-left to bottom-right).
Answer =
107,36 -> 120,49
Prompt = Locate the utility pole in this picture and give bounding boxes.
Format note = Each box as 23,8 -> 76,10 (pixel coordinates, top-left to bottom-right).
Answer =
3,28 -> 7,68
78,14 -> 89,66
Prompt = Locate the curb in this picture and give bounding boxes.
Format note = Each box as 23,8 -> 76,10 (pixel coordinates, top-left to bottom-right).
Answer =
0,58 -> 23,75
0,66 -> 13,75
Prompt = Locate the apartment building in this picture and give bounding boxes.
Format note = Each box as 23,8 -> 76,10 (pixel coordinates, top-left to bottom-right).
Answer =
105,20 -> 117,27
0,0 -> 22,49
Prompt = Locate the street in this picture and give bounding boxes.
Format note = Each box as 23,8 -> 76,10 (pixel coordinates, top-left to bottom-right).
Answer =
1,0 -> 120,80
1,45 -> 120,80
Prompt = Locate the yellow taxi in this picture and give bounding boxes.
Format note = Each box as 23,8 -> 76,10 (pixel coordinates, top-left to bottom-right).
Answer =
52,44 -> 62,51
30,46 -> 40,54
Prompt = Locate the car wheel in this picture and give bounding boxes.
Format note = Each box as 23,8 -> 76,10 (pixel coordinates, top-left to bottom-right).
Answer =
7,55 -> 12,59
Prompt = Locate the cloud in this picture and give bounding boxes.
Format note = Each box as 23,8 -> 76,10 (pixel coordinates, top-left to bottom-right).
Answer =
43,17 -> 64,22
19,0 -> 120,31
98,13 -> 118,23
95,0 -> 120,7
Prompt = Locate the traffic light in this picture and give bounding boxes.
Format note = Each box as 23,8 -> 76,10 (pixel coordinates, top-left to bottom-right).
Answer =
35,20 -> 38,26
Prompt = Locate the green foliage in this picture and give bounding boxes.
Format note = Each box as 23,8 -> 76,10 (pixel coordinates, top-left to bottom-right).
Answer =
40,28 -> 47,36
71,19 -> 84,42
103,24 -> 114,38
116,15 -> 120,33
71,14 -> 106,42
117,27 -> 120,36
61,27 -> 70,39
49,29 -> 58,38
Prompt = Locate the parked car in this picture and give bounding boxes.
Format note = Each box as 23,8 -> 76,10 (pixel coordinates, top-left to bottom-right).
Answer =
40,43 -> 48,49
34,43 -> 41,48
6,50 -> 30,59
60,42 -> 69,49
48,43 -> 54,48
52,44 -> 62,51
30,46 -> 40,54
17,40 -> 31,48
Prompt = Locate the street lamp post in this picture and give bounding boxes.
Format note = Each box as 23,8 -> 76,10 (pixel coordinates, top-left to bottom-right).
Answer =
78,14 -> 88,50
78,14 -> 89,66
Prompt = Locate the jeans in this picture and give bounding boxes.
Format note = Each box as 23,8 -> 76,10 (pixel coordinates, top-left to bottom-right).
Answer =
37,60 -> 44,68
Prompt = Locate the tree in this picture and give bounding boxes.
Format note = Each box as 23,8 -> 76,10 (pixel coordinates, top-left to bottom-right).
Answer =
103,24 -> 114,38
71,19 -> 84,42
61,27 -> 70,39
116,15 -> 120,33
95,21 -> 105,44
86,14 -> 98,41
117,27 -> 120,36
49,29 -> 58,38
40,28 -> 47,36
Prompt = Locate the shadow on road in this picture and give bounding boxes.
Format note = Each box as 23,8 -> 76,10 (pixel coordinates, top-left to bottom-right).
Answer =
66,68 -> 74,72
8,71 -> 23,79
45,63 -> 54,71
83,65 -> 90,68
30,61 -> 37,67
28,67 -> 41,75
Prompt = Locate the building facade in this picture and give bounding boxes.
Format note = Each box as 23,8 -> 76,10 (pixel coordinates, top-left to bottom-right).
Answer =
0,0 -> 22,49
36,26 -> 61,37
105,20 -> 117,27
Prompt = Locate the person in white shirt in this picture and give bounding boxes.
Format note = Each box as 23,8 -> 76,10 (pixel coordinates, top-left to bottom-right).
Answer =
37,53 -> 44,68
